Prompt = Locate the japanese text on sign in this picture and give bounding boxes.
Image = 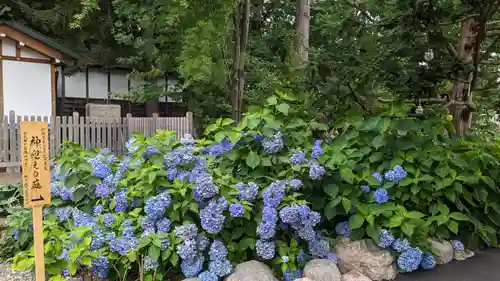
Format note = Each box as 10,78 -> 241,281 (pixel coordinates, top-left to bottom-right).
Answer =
21,122 -> 50,207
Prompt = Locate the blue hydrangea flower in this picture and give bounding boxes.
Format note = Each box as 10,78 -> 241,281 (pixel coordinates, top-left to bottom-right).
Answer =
236,182 -> 259,201
360,185 -> 370,193
181,255 -> 204,277
229,203 -> 245,217
256,239 -> 275,260
309,161 -> 325,180
142,146 -> 160,160
371,172 -> 382,183
308,235 -> 330,258
283,268 -> 303,281
57,249 -> 69,260
391,238 -> 411,253
326,252 -> 338,262
59,188 -> 74,201
174,224 -> 198,240
311,139 -> 324,159
378,229 -> 395,248
95,183 -> 110,198
257,206 -> 278,239
93,204 -> 104,216
373,188 -> 389,204
103,213 -> 115,227
288,179 -> 303,191
195,175 -> 219,199
420,253 -> 436,270
156,218 -> 172,233
181,134 -> 196,146
141,216 -> 156,233
177,239 -> 198,261
290,151 -> 307,165
208,258 -> 233,277
296,250 -> 308,263
397,248 -> 423,272
92,163 -> 112,179
393,165 -> 408,181
209,240 -> 228,261
198,271 -> 218,281
335,221 -> 351,237
114,191 -> 129,212
262,132 -> 284,154
451,240 -> 465,251
143,255 -> 159,271
200,200 -> 226,234
144,192 -> 172,220
263,180 -> 286,208
55,207 -> 73,222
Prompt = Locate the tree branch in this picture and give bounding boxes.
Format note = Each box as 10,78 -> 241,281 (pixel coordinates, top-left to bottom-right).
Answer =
346,82 -> 372,114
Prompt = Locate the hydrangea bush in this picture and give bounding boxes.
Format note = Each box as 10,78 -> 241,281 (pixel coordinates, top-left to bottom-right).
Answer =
7,92 -> 500,280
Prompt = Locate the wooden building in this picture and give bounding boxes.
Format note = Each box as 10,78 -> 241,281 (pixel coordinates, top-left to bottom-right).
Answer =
0,15 -> 186,119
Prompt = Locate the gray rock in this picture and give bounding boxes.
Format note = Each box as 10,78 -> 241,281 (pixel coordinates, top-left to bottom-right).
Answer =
342,270 -> 372,281
225,260 -> 278,281
454,250 -> 467,261
465,249 -> 475,259
303,259 -> 342,281
428,238 -> 454,264
182,279 -> 200,281
335,239 -> 396,281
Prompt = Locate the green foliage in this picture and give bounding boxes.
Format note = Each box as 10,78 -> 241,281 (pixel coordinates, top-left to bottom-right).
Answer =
0,183 -> 22,215
6,92 -> 500,280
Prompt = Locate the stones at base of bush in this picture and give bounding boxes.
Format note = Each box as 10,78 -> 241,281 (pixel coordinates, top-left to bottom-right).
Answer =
224,260 -> 278,281
303,259 -> 342,281
342,270 -> 372,281
182,278 -> 200,281
427,238 -> 453,265
335,239 -> 396,281
294,279 -> 313,281
454,249 -> 475,261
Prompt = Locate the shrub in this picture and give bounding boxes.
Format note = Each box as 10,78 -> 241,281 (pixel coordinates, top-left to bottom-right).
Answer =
8,92 -> 500,281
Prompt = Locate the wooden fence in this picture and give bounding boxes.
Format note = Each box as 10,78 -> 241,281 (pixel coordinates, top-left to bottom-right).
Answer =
0,110 -> 194,170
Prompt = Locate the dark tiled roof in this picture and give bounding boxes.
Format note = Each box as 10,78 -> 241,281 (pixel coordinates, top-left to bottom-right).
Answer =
0,19 -> 81,59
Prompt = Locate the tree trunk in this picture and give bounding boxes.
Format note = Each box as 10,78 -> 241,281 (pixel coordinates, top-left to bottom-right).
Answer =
294,0 -> 311,67
230,0 -> 251,123
449,18 -> 478,136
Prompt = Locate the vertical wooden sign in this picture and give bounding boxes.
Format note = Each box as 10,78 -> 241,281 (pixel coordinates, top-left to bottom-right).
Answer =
20,121 -> 51,281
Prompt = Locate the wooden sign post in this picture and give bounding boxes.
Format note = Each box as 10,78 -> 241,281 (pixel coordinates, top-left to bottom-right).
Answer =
20,121 -> 51,281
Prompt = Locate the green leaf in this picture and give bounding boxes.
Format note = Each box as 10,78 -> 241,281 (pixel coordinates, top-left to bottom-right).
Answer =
65,174 -> 79,188
323,184 -> 339,198
348,214 -> 365,229
341,198 -> 352,213
447,220 -> 459,234
359,116 -> 381,131
276,103 -> 290,116
401,222 -> 415,237
371,135 -> 386,149
239,237 -> 255,250
449,212 -> 469,221
214,131 -> 226,143
340,168 -> 355,184
246,151 -> 260,169
324,201 -> 337,220
221,118 -> 234,126
388,216 -> 404,227
227,130 -> 242,145
267,96 -> 278,105
148,172 -> 156,184
398,177 -> 413,187
406,211 -> 425,220
204,124 -> 219,135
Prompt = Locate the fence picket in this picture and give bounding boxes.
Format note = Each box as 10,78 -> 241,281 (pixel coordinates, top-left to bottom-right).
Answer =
0,111 -> 194,169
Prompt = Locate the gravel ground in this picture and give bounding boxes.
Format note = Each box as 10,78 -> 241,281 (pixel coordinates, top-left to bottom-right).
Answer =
0,262 -> 81,281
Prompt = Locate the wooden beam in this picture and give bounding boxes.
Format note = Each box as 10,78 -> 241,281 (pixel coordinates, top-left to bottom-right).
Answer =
0,25 -> 63,60
85,67 -> 89,102
0,40 -> 3,118
0,55 -> 52,64
51,64 -> 56,117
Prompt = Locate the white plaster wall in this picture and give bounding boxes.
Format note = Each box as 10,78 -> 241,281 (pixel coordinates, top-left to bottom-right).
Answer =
110,71 -> 128,99
21,48 -> 49,60
88,69 -> 108,99
2,60 -> 52,116
1,38 -> 17,56
65,72 -> 87,98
